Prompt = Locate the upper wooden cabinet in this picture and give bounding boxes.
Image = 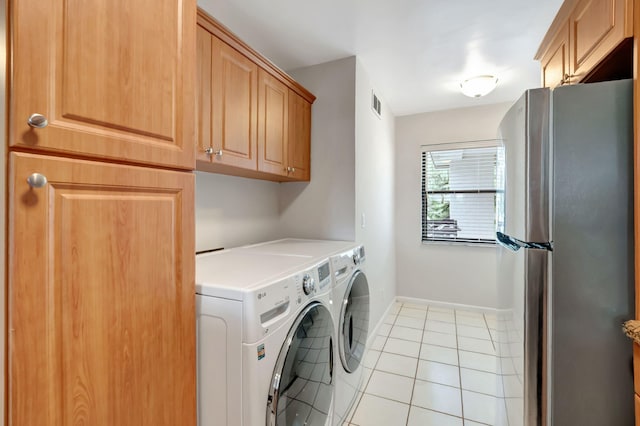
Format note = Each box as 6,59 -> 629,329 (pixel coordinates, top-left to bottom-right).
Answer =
10,0 -> 196,170
197,26 -> 259,170
196,8 -> 315,182
288,89 -> 312,181
8,152 -> 196,425
535,0 -> 633,87
570,0 -> 632,78
540,24 -> 571,89
258,69 -> 289,177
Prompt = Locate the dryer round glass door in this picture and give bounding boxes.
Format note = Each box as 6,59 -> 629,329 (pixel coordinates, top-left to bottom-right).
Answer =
267,302 -> 335,426
339,270 -> 370,373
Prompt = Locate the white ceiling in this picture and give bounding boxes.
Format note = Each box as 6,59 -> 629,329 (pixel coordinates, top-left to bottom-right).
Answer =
197,0 -> 564,116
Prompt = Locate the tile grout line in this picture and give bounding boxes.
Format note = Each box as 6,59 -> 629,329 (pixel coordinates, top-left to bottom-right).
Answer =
454,309 -> 466,424
360,304 -> 500,425
488,311 -> 507,426
404,303 -> 428,426
483,312 -> 497,352
487,312 -> 512,426
349,302 -> 400,425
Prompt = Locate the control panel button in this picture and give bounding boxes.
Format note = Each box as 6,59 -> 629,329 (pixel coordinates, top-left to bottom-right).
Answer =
302,274 -> 316,295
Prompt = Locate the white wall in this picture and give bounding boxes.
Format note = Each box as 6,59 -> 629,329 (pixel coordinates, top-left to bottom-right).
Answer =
195,57 -> 358,249
395,102 -> 512,308
280,57 -> 357,240
195,57 -> 397,328
354,59 -> 396,328
195,172 -> 281,251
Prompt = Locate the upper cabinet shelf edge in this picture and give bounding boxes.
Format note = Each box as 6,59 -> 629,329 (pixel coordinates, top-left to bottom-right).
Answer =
196,8 -> 316,104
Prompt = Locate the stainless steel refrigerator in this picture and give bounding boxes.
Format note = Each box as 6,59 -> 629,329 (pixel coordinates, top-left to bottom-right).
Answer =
496,79 -> 634,426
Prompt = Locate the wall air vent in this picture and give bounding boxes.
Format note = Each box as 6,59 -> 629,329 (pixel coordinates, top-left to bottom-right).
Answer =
371,91 -> 382,118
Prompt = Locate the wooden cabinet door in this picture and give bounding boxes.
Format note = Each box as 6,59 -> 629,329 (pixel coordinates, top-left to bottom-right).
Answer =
197,25 -> 213,164
635,343 -> 640,394
258,69 -> 288,177
569,0 -> 632,80
11,0 -> 196,170
288,90 -> 311,181
541,23 -> 571,88
210,36 -> 258,170
8,152 -> 196,426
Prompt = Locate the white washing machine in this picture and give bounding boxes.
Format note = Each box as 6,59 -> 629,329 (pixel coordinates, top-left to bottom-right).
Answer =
331,245 -> 369,425
196,248 -> 336,426
239,239 -> 371,424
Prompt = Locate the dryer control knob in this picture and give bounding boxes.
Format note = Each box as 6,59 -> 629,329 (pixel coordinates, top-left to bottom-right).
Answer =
352,253 -> 360,265
302,274 -> 316,295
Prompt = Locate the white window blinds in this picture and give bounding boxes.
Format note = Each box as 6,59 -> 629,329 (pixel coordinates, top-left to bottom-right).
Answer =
421,142 -> 503,244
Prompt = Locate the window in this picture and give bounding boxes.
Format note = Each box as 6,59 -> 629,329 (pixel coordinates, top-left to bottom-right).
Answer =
421,141 -> 503,245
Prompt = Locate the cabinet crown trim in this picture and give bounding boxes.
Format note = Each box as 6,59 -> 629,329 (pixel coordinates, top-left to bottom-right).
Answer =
197,7 -> 316,104
535,0 -> 578,60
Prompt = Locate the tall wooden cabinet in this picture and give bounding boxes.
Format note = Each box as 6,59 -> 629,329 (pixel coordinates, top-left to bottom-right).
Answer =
7,0 -> 197,425
635,2 -> 640,424
8,153 -> 195,425
196,8 -> 315,182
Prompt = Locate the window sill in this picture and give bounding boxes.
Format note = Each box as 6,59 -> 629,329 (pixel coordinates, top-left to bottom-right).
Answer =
421,240 -> 497,248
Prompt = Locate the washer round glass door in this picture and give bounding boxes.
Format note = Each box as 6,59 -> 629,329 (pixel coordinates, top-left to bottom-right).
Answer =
267,302 -> 335,426
339,270 -> 370,373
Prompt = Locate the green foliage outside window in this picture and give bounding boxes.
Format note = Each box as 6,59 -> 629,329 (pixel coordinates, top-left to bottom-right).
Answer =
428,168 -> 449,220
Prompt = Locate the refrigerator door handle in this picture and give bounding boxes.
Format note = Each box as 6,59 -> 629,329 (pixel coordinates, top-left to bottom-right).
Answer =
496,232 -> 553,252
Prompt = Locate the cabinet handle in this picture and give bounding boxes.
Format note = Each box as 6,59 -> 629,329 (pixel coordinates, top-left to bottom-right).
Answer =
26,173 -> 47,188
561,73 -> 575,85
286,167 -> 292,172
291,168 -> 295,173
205,148 -> 223,157
27,113 -> 48,129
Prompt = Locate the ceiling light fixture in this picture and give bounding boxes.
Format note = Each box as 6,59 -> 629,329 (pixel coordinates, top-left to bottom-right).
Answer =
460,75 -> 498,98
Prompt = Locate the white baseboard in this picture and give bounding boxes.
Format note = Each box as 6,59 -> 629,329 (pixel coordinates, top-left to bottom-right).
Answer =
367,297 -> 514,346
366,299 -> 396,347
395,295 -> 499,315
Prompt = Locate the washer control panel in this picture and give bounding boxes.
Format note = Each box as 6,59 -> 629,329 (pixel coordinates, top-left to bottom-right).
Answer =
352,246 -> 366,265
316,261 -> 331,291
247,258 -> 337,342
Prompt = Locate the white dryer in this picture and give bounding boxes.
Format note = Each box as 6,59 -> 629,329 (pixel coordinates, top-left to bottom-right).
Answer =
331,245 -> 369,425
196,249 -> 335,426
239,238 -> 356,260
239,239 -> 371,424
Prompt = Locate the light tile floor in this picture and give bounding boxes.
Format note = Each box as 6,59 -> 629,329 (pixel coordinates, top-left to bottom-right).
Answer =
343,301 -> 503,426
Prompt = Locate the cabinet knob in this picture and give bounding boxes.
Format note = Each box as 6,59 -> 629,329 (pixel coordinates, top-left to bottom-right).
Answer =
26,173 -> 47,188
27,113 -> 48,129
205,148 -> 223,156
291,167 -> 295,173
561,73 -> 575,85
